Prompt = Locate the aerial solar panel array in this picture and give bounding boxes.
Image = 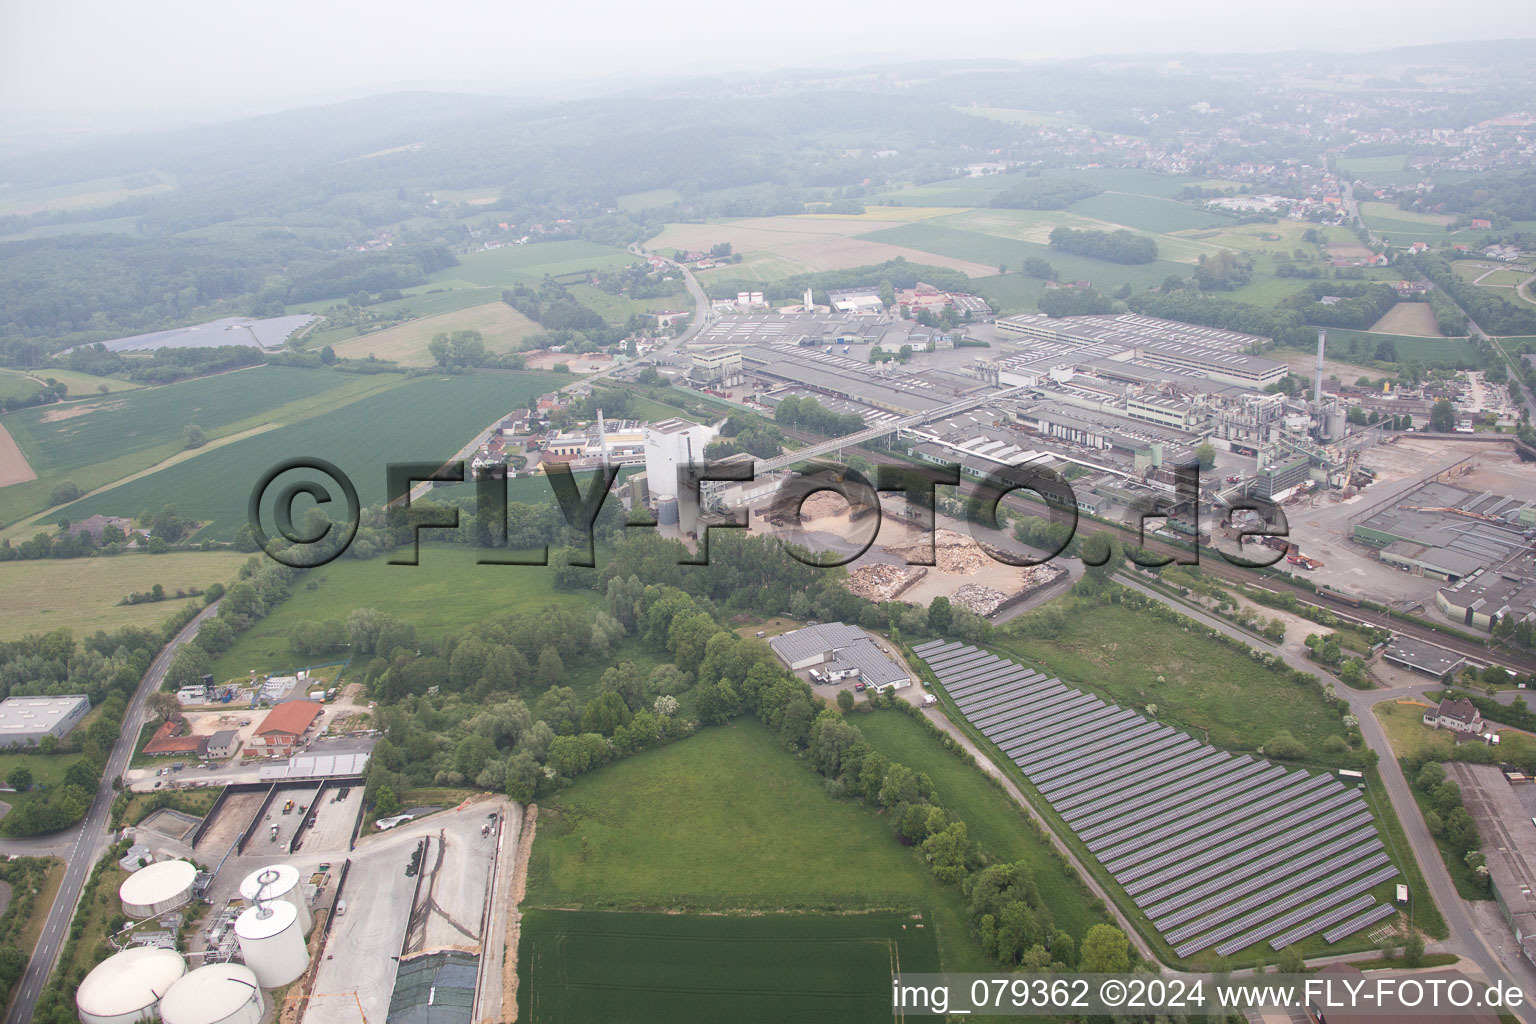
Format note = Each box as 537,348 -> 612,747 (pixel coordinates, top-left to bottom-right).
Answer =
911,640 -> 1398,957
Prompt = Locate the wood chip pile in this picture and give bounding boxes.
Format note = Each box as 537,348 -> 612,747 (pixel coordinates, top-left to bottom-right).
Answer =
846,563 -> 928,602
953,584 -> 1010,616
885,529 -> 989,575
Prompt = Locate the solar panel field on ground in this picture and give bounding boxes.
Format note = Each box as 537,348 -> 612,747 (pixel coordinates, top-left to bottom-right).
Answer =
518,909 -> 939,1024
911,641 -> 1398,959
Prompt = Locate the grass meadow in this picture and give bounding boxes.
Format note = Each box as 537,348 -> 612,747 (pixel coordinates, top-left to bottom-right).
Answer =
524,720 -> 1002,971
992,599 -> 1350,758
1315,329 -> 1485,368
0,551 -> 248,641
325,301 -> 543,364
208,542 -> 589,680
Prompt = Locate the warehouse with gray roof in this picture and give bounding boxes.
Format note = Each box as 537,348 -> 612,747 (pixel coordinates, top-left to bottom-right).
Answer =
0,694 -> 90,748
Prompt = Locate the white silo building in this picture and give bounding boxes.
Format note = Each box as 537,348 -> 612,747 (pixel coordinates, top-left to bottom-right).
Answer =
643,418 -> 713,533
238,864 -> 312,933
234,899 -> 308,988
158,963 -> 265,1024
75,946 -> 186,1024
119,859 -> 197,918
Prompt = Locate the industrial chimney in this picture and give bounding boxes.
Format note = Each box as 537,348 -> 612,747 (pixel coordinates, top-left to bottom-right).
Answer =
1314,329 -> 1326,405
597,408 -> 609,468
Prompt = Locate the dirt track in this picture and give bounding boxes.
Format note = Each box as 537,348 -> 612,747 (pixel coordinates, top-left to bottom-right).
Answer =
0,420 -> 36,487
500,803 -> 537,1024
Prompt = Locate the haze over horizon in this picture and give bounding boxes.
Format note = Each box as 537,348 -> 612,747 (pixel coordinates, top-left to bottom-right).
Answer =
3,0 -> 1535,136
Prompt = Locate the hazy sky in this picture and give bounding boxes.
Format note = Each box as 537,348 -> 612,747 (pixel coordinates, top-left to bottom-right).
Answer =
2,0 -> 1533,133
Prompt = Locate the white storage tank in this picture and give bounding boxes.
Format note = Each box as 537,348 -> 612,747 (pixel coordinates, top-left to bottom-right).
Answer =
75,946 -> 186,1024
119,859 -> 198,918
238,864 -> 312,933
158,963 -> 264,1024
235,899 -> 309,988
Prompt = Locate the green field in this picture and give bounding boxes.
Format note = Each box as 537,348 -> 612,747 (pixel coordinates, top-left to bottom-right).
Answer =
519,908 -> 938,1024
1333,155 -> 1425,187
322,301 -> 543,364
563,283 -> 689,323
61,371 -> 562,540
1313,329 -> 1486,368
5,367 -> 351,479
853,711 -> 1106,940
208,541 -> 589,680
0,174 -> 175,217
1069,192 -> 1230,234
0,367 -> 387,527
0,550 -> 248,641
954,107 -> 1079,127
291,285 -> 505,320
859,223 -> 1187,292
993,599 -> 1349,756
26,369 -> 143,395
616,188 -> 683,211
0,374 -> 42,404
526,720 -> 1008,971
431,240 -> 639,288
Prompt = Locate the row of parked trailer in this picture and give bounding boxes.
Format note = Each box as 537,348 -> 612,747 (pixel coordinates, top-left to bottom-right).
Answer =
912,640 -> 1399,958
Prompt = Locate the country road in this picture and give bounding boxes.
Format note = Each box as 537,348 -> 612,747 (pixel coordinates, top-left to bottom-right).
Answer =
2,601 -> 222,1024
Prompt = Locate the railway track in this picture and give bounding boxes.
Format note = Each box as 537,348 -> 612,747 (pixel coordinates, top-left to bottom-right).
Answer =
767,425 -> 1536,675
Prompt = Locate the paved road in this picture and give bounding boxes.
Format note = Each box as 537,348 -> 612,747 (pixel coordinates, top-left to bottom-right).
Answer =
1113,575 -> 1536,1020
3,601 -> 222,1024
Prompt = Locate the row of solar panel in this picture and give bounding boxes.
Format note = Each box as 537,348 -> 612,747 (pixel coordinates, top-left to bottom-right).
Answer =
1321,903 -> 1397,945
913,641 -> 1398,958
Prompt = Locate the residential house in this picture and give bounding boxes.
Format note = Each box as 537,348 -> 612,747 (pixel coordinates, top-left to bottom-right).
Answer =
205,730 -> 239,759
1422,697 -> 1483,735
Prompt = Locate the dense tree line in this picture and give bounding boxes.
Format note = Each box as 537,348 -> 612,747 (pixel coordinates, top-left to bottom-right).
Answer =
1038,286 -> 1116,318
1405,760 -> 1490,892
0,600 -> 215,836
1401,170 -> 1536,225
773,394 -> 866,437
1411,254 -> 1536,336
1126,290 -> 1314,346
706,413 -> 786,460
1277,281 -> 1400,331
809,700 -> 1090,968
0,235 -> 455,364
0,857 -> 50,1002
1048,226 -> 1158,264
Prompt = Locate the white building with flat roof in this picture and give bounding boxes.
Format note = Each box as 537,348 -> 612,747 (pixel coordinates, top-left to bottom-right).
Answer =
0,694 -> 90,748
643,418 -> 714,533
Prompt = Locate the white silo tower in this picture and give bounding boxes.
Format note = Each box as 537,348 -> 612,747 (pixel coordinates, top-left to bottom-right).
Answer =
238,865 -> 312,933
158,963 -> 265,1024
234,898 -> 308,988
75,946 -> 186,1024
118,859 -> 197,918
